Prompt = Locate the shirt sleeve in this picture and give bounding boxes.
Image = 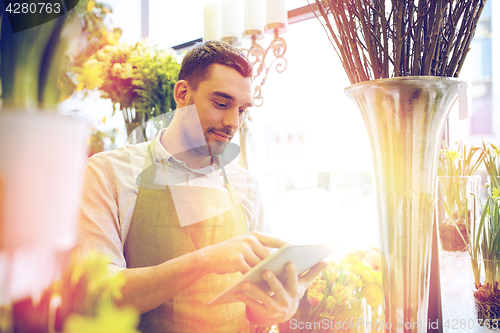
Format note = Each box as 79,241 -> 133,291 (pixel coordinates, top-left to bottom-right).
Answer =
77,154 -> 127,269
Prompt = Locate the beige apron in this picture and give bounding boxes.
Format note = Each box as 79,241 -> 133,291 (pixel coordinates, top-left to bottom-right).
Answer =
124,140 -> 249,333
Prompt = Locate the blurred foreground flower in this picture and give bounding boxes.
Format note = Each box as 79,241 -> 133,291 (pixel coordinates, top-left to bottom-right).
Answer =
9,250 -> 139,332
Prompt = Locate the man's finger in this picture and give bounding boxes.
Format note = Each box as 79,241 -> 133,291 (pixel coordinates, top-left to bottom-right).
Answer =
263,270 -> 288,300
252,232 -> 288,251
238,281 -> 274,305
248,241 -> 273,261
244,251 -> 264,269
283,263 -> 299,295
238,261 -> 254,275
234,291 -> 263,309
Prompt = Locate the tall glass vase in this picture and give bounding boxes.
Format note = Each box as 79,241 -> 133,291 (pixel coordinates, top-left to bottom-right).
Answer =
345,77 -> 462,332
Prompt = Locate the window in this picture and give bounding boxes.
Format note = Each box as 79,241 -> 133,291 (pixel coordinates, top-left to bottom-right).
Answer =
249,18 -> 379,247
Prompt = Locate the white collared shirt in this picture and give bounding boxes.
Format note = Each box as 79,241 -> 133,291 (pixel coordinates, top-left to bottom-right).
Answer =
78,128 -> 270,269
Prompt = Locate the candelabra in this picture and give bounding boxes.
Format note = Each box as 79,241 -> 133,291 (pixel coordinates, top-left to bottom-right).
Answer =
204,0 -> 288,107
240,23 -> 287,107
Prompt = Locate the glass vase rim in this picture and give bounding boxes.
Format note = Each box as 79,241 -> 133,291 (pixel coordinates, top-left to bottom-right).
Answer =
344,75 -> 464,91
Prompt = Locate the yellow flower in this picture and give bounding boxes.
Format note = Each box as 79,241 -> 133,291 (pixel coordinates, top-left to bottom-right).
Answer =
95,48 -> 113,63
324,295 -> 336,312
121,63 -> 134,79
77,60 -> 104,90
362,283 -> 383,307
491,143 -> 500,157
309,277 -> 326,293
359,269 -> 376,285
86,0 -> 95,12
446,149 -> 461,161
107,30 -> 121,46
322,292 -> 347,318
345,272 -> 360,289
76,82 -> 84,92
70,250 -> 126,301
332,283 -> 351,306
307,277 -> 327,308
111,63 -> 123,76
307,289 -> 324,308
493,187 -> 500,200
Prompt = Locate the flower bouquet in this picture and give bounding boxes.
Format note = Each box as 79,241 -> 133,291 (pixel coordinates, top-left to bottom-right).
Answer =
75,39 -> 180,141
268,249 -> 383,333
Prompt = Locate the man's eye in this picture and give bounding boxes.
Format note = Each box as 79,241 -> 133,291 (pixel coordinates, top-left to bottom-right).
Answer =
214,101 -> 227,108
239,109 -> 247,115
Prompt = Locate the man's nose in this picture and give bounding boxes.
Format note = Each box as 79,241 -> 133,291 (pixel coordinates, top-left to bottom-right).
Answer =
222,108 -> 241,129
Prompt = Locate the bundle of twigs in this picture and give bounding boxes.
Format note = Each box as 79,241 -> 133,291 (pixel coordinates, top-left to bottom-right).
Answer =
311,0 -> 487,84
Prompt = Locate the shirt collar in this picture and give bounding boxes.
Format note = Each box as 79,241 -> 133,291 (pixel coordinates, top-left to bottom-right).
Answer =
154,128 -> 217,175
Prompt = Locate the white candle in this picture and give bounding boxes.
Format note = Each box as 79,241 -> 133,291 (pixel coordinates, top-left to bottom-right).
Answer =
266,0 -> 287,26
203,1 -> 221,42
244,0 -> 265,32
221,0 -> 244,39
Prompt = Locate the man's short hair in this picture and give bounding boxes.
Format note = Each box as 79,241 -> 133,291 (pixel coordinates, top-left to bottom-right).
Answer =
178,40 -> 253,90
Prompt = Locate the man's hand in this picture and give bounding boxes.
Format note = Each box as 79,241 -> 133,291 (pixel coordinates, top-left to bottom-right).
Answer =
201,231 -> 328,326
235,261 -> 328,327
201,231 -> 286,275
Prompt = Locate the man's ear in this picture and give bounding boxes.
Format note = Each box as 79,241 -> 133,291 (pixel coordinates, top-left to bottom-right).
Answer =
174,80 -> 190,107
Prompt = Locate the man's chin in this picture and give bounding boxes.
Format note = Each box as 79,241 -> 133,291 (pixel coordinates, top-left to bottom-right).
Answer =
208,141 -> 229,156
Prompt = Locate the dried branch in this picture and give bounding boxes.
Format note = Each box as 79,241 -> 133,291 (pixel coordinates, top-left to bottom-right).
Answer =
313,0 -> 487,83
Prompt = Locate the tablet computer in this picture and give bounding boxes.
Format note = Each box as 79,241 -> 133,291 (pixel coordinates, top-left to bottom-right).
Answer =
208,243 -> 336,306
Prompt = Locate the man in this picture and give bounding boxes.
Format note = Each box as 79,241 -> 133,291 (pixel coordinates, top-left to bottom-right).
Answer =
78,41 -> 326,332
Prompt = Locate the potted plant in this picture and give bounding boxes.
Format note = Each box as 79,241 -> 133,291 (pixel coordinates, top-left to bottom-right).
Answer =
437,141 -> 483,252
471,143 -> 500,325
440,142 -> 500,326
472,193 -> 500,325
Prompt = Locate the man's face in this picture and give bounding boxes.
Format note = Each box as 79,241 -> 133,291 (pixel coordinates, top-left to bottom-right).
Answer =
186,64 -> 253,157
